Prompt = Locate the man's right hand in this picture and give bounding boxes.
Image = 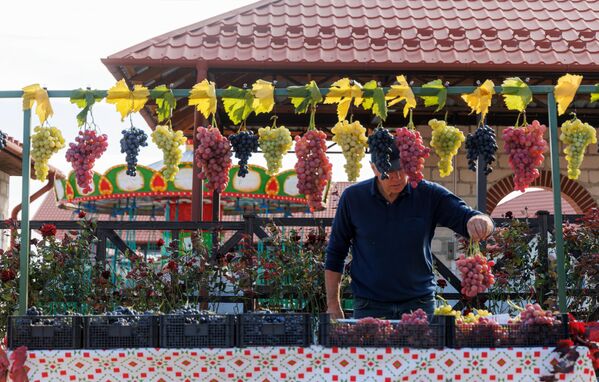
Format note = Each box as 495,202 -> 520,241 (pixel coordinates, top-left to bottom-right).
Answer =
326,304 -> 345,320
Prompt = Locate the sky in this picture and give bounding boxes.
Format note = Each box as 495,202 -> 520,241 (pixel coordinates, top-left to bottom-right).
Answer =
0,0 -> 378,218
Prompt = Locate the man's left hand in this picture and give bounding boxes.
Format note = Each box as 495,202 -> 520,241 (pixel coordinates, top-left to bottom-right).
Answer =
467,214 -> 494,241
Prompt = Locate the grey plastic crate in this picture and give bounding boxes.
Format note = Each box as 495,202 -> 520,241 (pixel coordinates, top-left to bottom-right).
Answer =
84,315 -> 158,349
237,313 -> 311,347
160,314 -> 235,348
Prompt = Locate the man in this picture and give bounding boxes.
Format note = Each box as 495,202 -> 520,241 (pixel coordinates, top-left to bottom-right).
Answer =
325,144 -> 494,319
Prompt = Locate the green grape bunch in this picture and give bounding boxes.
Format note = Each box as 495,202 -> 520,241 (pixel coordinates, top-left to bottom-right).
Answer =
31,125 -> 65,181
258,124 -> 292,176
151,125 -> 187,181
559,118 -> 597,180
429,119 -> 465,177
331,120 -> 368,181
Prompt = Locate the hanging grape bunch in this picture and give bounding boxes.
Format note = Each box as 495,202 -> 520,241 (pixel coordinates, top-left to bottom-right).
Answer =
367,127 -> 395,179
502,120 -> 548,191
559,117 -> 597,180
457,242 -> 495,298
332,120 -> 368,181
429,119 -> 465,177
258,124 -> 292,176
229,130 -> 259,177
65,129 -> 108,193
195,125 -> 233,193
151,125 -> 187,181
120,126 -> 148,176
31,125 -> 65,181
294,129 -> 332,212
395,127 -> 431,188
465,125 -> 498,175
0,129 -> 7,150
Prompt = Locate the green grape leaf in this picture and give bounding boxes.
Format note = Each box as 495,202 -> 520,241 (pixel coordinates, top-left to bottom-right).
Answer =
221,86 -> 253,124
152,85 -> 177,122
69,89 -> 104,127
501,77 -> 532,112
420,79 -> 447,112
287,81 -> 322,114
361,80 -> 388,121
590,83 -> 599,103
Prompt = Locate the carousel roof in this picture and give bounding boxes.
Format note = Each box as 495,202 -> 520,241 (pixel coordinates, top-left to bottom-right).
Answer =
103,0 -> 599,72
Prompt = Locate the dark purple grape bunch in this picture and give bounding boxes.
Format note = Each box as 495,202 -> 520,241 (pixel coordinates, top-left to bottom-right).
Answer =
465,125 -> 498,175
0,129 -> 7,150
229,130 -> 259,177
367,127 -> 395,179
120,127 -> 148,176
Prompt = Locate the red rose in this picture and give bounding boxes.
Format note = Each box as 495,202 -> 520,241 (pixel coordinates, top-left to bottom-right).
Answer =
0,268 -> 16,283
437,279 -> 447,288
166,260 -> 178,272
78,211 -> 86,219
40,223 -> 57,238
157,238 -> 165,248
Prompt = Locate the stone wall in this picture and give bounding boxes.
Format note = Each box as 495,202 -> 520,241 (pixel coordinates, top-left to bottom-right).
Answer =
0,170 -> 9,250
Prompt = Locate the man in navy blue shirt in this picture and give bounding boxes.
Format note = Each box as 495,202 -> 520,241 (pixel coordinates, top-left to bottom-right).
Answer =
325,144 -> 494,320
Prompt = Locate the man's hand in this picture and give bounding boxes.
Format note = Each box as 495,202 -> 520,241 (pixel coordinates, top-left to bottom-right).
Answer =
467,214 -> 494,241
326,304 -> 345,320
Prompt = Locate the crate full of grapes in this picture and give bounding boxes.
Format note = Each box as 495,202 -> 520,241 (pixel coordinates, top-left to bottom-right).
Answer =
8,307 -> 83,350
319,309 -> 447,348
84,307 -> 159,349
160,308 -> 235,348
237,312 -> 311,347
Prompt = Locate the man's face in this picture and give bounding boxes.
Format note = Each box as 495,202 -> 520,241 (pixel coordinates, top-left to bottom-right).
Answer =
370,162 -> 408,194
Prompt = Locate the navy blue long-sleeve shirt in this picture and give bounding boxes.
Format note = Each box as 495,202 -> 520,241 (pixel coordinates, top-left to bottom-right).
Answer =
325,178 -> 482,302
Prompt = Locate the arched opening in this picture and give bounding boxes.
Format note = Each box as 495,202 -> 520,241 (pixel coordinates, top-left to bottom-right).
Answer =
491,187 -> 579,218
487,170 -> 597,215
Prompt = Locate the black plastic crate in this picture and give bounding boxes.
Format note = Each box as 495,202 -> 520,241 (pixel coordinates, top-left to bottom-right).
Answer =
237,313 -> 311,347
8,315 -> 83,350
319,314 -> 447,348
160,314 -> 235,348
452,318 -> 569,348
84,315 -> 158,349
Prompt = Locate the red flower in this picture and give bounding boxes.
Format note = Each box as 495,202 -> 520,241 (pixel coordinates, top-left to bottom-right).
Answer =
0,268 -> 16,283
436,279 -> 447,288
40,223 -> 57,238
165,260 -> 178,272
78,211 -> 86,219
569,322 -> 586,337
157,238 -> 165,248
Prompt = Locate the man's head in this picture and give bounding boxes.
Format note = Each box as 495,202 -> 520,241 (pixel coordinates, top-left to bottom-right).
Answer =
370,144 -> 408,194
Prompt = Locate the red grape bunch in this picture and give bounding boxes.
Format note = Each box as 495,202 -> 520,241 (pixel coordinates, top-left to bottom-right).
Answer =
195,125 -> 233,193
65,129 -> 108,193
457,253 -> 495,298
517,303 -> 560,325
502,120 -> 547,192
395,127 -> 431,188
400,308 -> 429,325
294,130 -> 332,212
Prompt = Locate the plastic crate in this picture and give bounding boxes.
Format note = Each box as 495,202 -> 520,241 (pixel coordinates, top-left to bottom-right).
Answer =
319,314 -> 447,348
452,318 -> 569,348
160,314 -> 235,348
84,315 -> 158,349
237,313 -> 311,347
8,316 -> 83,350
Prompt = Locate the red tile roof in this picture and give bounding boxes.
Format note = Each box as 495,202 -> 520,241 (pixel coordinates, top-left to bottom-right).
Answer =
103,0 -> 599,71
0,135 -> 64,178
490,189 -> 579,218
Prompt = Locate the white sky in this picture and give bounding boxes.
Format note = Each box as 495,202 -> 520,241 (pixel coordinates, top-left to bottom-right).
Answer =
0,0 -> 377,218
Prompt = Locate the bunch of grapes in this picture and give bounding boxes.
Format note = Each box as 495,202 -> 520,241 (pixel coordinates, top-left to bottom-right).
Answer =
229,130 -> 259,177
294,129 -> 332,212
502,120 -> 548,191
331,120 -> 368,181
120,126 -> 148,176
456,254 -> 495,298
195,125 -> 233,193
517,303 -> 560,325
258,125 -> 292,175
395,127 -> 431,187
559,118 -> 597,180
465,125 -> 498,175
0,129 -> 7,150
65,129 -> 108,193
353,317 -> 395,344
31,125 -> 65,181
429,119 -> 465,177
151,125 -> 187,181
400,308 -> 429,325
367,127 -> 395,179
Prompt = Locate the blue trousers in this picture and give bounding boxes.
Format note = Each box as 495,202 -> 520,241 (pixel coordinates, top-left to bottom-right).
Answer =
353,294 -> 435,320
